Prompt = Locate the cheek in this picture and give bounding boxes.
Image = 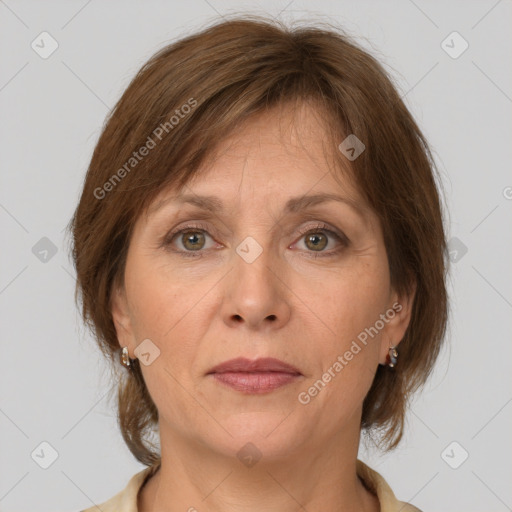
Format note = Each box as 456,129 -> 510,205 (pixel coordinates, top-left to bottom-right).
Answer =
124,254 -> 212,384
300,279 -> 384,422
124,253 -> 195,340
315,262 -> 389,409
312,353 -> 377,425
309,259 -> 390,347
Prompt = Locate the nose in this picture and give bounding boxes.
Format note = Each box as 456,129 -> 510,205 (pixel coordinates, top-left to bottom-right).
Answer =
220,242 -> 291,332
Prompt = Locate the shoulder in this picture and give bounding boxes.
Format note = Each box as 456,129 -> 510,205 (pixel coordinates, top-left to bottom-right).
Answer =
79,464 -> 159,512
356,459 -> 424,512
395,502 -> 423,512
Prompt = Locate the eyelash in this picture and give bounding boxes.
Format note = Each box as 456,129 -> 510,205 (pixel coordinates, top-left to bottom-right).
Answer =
162,221 -> 349,259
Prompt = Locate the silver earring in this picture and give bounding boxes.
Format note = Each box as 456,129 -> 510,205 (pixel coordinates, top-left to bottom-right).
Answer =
121,346 -> 132,369
386,345 -> 398,368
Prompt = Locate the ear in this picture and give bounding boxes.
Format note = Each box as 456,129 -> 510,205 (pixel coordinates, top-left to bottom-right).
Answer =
378,281 -> 416,365
110,283 -> 136,355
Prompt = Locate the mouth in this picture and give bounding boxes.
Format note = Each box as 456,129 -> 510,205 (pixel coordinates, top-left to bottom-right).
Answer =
206,357 -> 303,394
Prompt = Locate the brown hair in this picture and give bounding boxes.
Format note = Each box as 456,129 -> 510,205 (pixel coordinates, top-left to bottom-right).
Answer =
67,14 -> 448,466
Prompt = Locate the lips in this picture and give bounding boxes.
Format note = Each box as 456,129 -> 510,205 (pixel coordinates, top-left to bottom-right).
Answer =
207,357 -> 302,375
207,357 -> 302,393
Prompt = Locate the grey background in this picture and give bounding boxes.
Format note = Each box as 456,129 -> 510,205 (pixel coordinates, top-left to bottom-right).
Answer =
1,1 -> 511,511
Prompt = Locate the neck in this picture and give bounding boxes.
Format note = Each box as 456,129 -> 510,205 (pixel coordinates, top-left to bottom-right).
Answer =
138,425 -> 379,512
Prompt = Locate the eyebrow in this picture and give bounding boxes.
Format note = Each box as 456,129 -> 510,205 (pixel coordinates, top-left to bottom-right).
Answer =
148,192 -> 368,219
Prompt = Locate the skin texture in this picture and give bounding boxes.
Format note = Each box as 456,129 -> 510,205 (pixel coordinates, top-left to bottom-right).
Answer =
111,100 -> 413,512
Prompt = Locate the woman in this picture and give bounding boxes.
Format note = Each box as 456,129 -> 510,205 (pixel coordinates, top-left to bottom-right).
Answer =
70,14 -> 448,512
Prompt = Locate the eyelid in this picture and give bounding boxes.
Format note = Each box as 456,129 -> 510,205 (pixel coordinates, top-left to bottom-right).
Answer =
294,222 -> 349,244
162,221 -> 216,245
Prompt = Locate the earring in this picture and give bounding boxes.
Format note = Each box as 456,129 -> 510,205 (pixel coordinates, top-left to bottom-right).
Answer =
121,346 -> 132,369
386,345 -> 398,368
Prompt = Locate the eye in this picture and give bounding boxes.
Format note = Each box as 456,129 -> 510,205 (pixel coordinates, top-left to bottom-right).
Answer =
293,223 -> 349,258
163,222 -> 218,257
161,221 -> 349,259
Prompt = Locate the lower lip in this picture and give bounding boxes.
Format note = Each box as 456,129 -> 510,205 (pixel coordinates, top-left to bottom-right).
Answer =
210,372 -> 301,393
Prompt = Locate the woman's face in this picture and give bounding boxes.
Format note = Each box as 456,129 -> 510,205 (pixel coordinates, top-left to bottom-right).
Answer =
112,101 -> 412,460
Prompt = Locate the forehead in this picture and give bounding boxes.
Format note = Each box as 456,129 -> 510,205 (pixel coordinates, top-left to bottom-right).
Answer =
180,101 -> 358,198
144,99 -> 371,224
203,99 -> 340,168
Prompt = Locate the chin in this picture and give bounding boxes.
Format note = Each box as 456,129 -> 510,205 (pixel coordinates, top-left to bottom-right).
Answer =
204,411 -> 306,460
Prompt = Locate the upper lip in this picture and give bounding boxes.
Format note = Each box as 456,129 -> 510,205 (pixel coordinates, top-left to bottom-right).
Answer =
207,357 -> 302,375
